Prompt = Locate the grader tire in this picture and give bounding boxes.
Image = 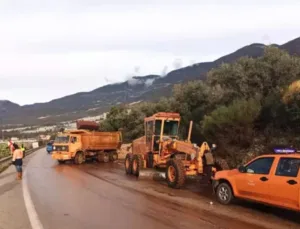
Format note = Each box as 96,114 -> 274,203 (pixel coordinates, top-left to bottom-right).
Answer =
132,154 -> 143,177
166,159 -> 186,189
215,157 -> 229,171
125,153 -> 133,175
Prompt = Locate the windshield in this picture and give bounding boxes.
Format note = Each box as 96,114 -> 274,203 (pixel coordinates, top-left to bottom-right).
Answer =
54,136 -> 70,143
163,120 -> 179,136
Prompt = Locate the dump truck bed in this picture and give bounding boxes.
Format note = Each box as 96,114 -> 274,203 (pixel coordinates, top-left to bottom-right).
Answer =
81,131 -> 122,151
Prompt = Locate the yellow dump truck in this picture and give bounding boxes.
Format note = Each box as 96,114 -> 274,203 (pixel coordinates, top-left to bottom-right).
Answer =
51,120 -> 122,164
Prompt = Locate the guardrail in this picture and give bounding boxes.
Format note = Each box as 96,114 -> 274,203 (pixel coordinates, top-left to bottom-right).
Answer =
0,146 -> 43,173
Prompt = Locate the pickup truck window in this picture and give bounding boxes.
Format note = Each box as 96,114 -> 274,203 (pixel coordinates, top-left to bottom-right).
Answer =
245,157 -> 274,175
275,158 -> 300,177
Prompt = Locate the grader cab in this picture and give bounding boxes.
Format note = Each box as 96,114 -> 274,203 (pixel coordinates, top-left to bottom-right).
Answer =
125,112 -> 228,189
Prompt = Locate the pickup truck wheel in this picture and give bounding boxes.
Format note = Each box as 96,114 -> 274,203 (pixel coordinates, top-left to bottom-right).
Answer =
132,154 -> 143,177
125,153 -> 133,174
109,151 -> 118,161
216,182 -> 234,205
166,159 -> 186,189
74,152 -> 84,165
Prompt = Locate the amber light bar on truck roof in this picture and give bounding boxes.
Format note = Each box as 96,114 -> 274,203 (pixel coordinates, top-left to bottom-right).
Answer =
273,148 -> 297,154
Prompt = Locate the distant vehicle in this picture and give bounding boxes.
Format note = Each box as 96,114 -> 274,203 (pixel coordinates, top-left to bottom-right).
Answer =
212,147 -> 300,212
46,141 -> 54,154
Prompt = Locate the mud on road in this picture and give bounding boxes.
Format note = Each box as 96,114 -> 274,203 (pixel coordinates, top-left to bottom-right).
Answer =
25,149 -> 300,229
70,159 -> 300,229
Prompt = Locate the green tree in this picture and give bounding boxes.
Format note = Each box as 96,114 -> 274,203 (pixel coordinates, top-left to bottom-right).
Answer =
202,98 -> 261,148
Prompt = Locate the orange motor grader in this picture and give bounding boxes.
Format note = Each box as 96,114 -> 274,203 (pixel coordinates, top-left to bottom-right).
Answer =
124,112 -> 228,189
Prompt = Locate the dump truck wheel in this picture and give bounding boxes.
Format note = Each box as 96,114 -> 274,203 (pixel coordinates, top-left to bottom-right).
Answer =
74,152 -> 84,165
214,157 -> 229,171
58,160 -> 65,164
166,159 -> 186,189
125,153 -> 133,174
109,151 -> 118,161
97,153 -> 104,162
103,152 -> 110,163
132,154 -> 143,177
216,182 -> 234,205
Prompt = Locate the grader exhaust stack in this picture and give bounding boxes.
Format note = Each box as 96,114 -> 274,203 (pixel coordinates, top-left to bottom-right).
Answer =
187,121 -> 193,143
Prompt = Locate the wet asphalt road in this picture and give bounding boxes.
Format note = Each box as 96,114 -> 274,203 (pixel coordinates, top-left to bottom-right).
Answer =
24,149 -> 300,229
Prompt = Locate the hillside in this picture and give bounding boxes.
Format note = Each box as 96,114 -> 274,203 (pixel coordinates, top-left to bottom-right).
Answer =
1,36 -> 300,126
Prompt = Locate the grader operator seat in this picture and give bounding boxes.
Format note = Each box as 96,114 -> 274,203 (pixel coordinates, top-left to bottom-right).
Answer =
144,112 -> 180,153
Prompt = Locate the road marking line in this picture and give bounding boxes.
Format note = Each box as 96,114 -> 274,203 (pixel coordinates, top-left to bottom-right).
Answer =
23,169 -> 44,229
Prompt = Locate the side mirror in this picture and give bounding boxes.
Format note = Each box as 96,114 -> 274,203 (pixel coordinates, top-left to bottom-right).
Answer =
238,165 -> 246,173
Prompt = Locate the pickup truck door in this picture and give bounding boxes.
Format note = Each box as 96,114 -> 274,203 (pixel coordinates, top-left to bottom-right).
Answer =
268,157 -> 300,210
234,157 -> 275,202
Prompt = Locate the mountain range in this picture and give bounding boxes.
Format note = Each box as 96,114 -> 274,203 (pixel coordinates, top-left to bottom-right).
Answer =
1,36 -> 300,127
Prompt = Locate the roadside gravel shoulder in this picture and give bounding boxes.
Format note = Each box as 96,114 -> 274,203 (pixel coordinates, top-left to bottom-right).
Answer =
0,150 -> 40,229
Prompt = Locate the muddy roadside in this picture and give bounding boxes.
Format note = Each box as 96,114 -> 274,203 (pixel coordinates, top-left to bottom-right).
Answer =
71,152 -> 300,229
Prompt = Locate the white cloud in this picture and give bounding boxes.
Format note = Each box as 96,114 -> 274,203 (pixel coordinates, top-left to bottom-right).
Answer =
0,0 -> 300,105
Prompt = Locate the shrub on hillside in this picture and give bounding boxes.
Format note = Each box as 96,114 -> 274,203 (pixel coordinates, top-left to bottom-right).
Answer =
0,143 -> 10,159
202,98 -> 261,148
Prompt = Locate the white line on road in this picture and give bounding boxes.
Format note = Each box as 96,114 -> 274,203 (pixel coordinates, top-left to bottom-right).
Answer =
23,169 -> 44,229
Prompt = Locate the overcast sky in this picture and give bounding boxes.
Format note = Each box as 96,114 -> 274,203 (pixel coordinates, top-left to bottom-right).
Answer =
0,0 -> 300,105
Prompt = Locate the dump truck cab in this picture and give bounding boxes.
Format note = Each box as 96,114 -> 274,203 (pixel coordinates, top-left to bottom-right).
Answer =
52,131 -> 81,162
53,132 -> 81,154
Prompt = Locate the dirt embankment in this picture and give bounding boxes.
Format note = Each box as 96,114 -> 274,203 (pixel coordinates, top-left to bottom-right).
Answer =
118,143 -> 132,159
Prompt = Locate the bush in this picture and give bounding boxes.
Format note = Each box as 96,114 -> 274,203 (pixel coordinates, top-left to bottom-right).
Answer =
202,98 -> 261,148
0,143 -> 10,159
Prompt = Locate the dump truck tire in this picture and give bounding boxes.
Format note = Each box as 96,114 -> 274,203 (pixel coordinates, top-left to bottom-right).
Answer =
166,159 -> 186,189
74,152 -> 84,165
132,154 -> 143,177
103,152 -> 110,163
97,152 -> 104,162
125,153 -> 133,174
109,151 -> 118,161
214,157 -> 229,170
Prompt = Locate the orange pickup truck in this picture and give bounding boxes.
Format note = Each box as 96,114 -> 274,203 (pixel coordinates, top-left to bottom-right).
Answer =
212,148 -> 300,211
